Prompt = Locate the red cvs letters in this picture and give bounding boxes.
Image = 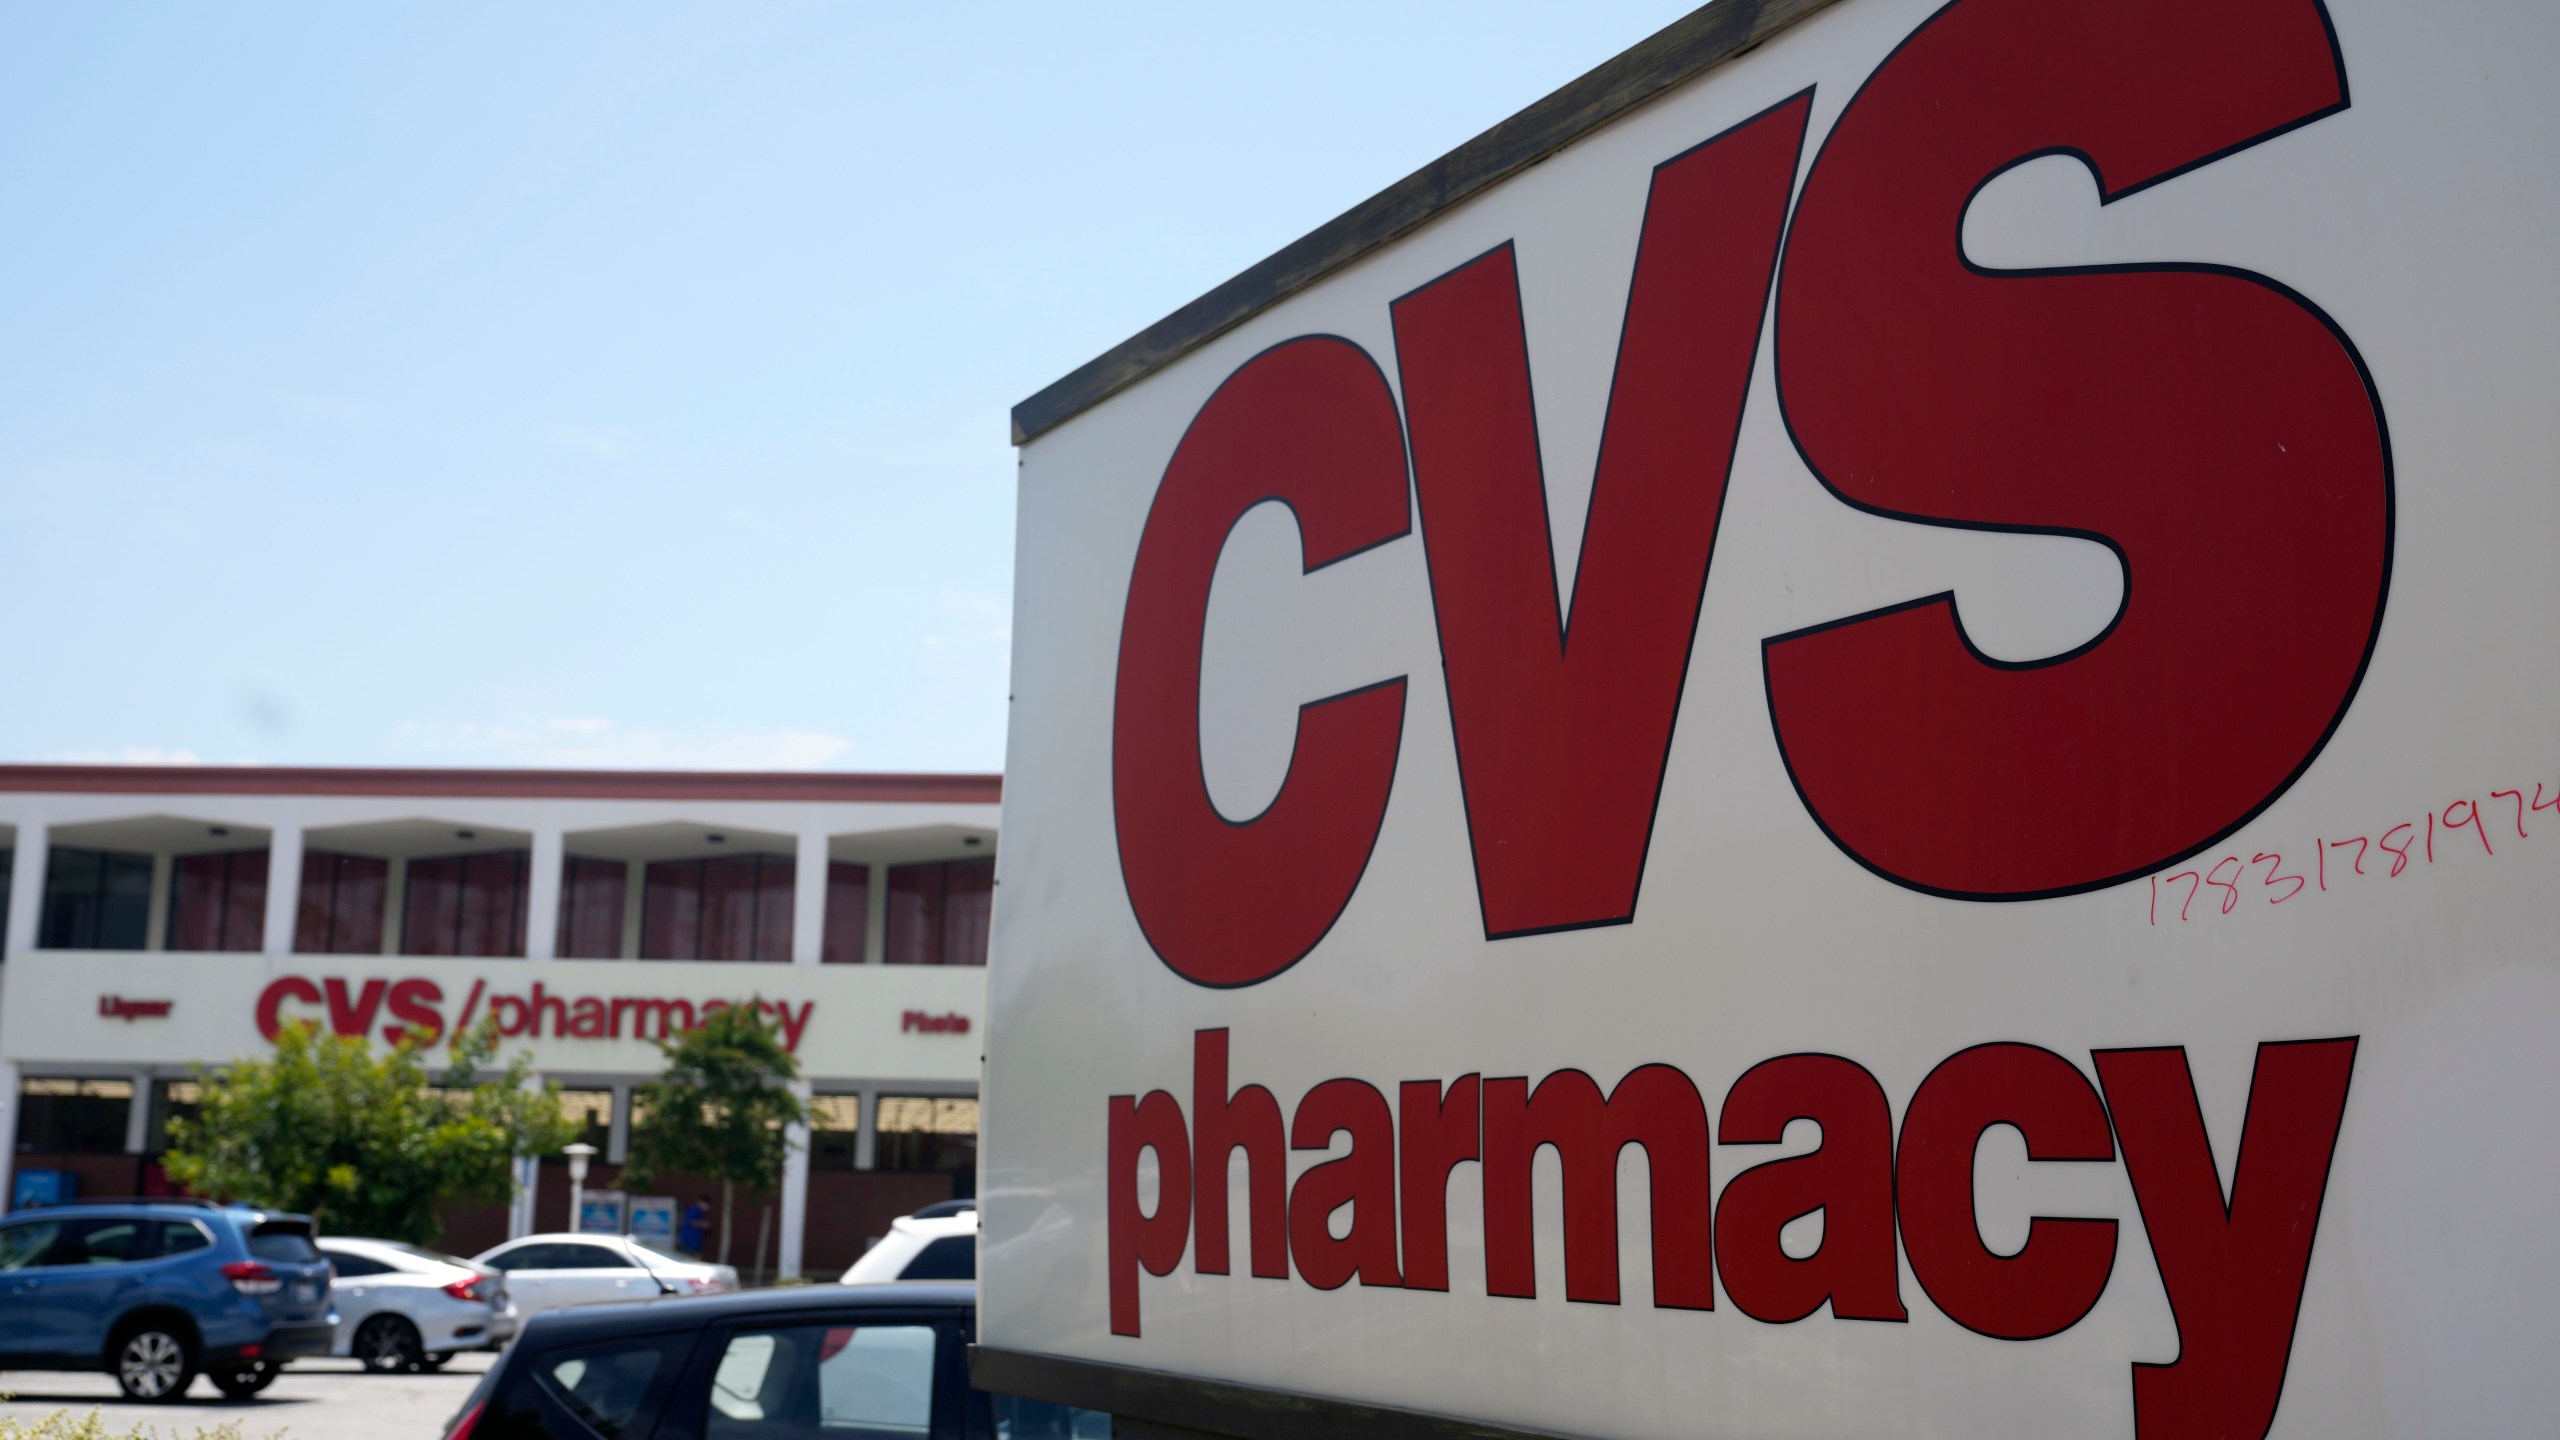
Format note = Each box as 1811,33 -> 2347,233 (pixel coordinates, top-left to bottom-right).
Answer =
1769,0 -> 2390,899
1112,0 -> 2391,960
1113,338 -> 1410,986
1391,94 -> 1808,938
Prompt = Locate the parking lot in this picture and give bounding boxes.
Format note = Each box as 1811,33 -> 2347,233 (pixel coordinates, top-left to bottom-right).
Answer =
0,1354 -> 489,1440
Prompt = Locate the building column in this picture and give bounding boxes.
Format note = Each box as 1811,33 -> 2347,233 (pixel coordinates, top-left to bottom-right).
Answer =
619,860 -> 645,959
260,824 -> 304,955
509,1072 -> 544,1238
509,1155 -> 540,1239
778,1078 -> 813,1280
607,1083 -> 633,1166
854,1086 -> 880,1171
125,1071 -> 154,1154
863,862 -> 888,965
791,831 -> 828,965
144,855 -> 173,952
776,831 -> 825,1277
525,829 -> 565,960
0,1060 -> 18,1214
380,858 -> 408,955
5,831 -> 47,957
0,831 -> 43,1211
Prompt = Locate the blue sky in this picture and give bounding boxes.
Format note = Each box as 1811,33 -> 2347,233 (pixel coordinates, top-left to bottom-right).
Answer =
0,2 -> 1693,773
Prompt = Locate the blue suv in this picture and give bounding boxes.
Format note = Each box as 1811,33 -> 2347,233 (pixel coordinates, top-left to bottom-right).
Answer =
0,1201 -> 337,1401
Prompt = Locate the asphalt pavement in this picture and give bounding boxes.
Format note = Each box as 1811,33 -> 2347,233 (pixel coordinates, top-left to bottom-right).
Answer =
0,1353 -> 490,1439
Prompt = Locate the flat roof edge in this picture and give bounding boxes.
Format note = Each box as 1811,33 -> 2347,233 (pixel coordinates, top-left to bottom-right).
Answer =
1009,0 -> 1843,446
0,764 -> 1002,806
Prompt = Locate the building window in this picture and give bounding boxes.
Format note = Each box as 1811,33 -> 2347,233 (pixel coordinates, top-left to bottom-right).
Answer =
168,849 -> 270,952
404,851 -> 529,957
883,858 -> 993,967
809,1094 -> 861,1171
555,1090 -> 613,1151
293,850 -> 388,955
820,863 -> 868,965
641,855 -> 792,962
18,1078 -> 133,1155
1,847 -> 15,949
39,848 -> 152,951
873,1096 -> 977,1174
558,857 -> 628,959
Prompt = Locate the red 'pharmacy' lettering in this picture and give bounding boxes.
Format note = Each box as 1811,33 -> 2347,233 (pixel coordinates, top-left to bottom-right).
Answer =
1109,1032 -> 2357,1440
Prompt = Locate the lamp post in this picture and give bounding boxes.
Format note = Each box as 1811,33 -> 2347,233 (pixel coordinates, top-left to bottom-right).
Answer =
564,1142 -> 598,1234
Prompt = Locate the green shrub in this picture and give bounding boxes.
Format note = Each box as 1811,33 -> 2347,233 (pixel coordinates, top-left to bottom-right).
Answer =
162,1017 -> 579,1244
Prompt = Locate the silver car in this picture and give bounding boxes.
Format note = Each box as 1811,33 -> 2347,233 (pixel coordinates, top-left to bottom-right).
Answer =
316,1238 -> 515,1372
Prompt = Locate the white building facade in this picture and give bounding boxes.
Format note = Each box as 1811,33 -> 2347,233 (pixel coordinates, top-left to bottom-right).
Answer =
0,763 -> 996,1279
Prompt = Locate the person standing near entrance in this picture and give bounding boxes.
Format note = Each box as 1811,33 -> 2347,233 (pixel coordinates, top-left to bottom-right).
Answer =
678,1195 -> 711,1258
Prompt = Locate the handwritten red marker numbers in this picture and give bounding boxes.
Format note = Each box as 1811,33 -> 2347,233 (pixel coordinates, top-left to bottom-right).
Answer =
2150,772 -> 2557,924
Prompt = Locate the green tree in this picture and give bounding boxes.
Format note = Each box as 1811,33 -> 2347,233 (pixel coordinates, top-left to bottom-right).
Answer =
162,1019 -> 578,1244
624,1002 -> 816,1267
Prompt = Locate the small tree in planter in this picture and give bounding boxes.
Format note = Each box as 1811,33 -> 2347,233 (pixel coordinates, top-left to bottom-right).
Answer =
624,1002 -> 816,1268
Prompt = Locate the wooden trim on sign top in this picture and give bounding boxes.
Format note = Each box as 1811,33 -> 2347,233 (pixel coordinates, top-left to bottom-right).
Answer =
968,1346 -> 1602,1440
1008,0 -> 1847,446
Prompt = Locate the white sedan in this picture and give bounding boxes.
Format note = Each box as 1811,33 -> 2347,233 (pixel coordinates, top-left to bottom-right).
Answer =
317,1238 -> 516,1372
470,1234 -> 736,1319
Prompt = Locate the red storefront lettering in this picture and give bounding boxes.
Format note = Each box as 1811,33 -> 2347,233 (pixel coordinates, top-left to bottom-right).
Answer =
251,976 -> 815,1050
254,976 -> 322,1041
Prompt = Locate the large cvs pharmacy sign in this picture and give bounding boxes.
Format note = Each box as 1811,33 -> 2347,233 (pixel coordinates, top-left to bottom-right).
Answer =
982,1 -> 2560,1437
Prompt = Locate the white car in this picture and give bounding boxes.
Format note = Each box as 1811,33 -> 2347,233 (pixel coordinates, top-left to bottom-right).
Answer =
471,1233 -> 736,1319
317,1238 -> 516,1373
840,1207 -> 977,1284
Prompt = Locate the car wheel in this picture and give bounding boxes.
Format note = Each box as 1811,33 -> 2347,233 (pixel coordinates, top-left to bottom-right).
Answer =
354,1314 -> 425,1374
112,1324 -> 197,1402
210,1361 -> 279,1399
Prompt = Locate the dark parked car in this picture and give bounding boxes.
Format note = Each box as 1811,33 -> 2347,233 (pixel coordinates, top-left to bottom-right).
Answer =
0,1200 -> 337,1401
444,1280 -> 1107,1440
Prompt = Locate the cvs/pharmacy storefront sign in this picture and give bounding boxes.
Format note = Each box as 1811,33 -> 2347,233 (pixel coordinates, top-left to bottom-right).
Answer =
253,974 -> 815,1051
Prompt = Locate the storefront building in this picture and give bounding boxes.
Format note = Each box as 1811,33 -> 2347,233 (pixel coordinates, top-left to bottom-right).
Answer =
0,764 -> 997,1279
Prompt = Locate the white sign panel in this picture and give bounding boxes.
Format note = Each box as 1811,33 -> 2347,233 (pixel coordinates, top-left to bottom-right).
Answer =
984,0 -> 2560,1436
